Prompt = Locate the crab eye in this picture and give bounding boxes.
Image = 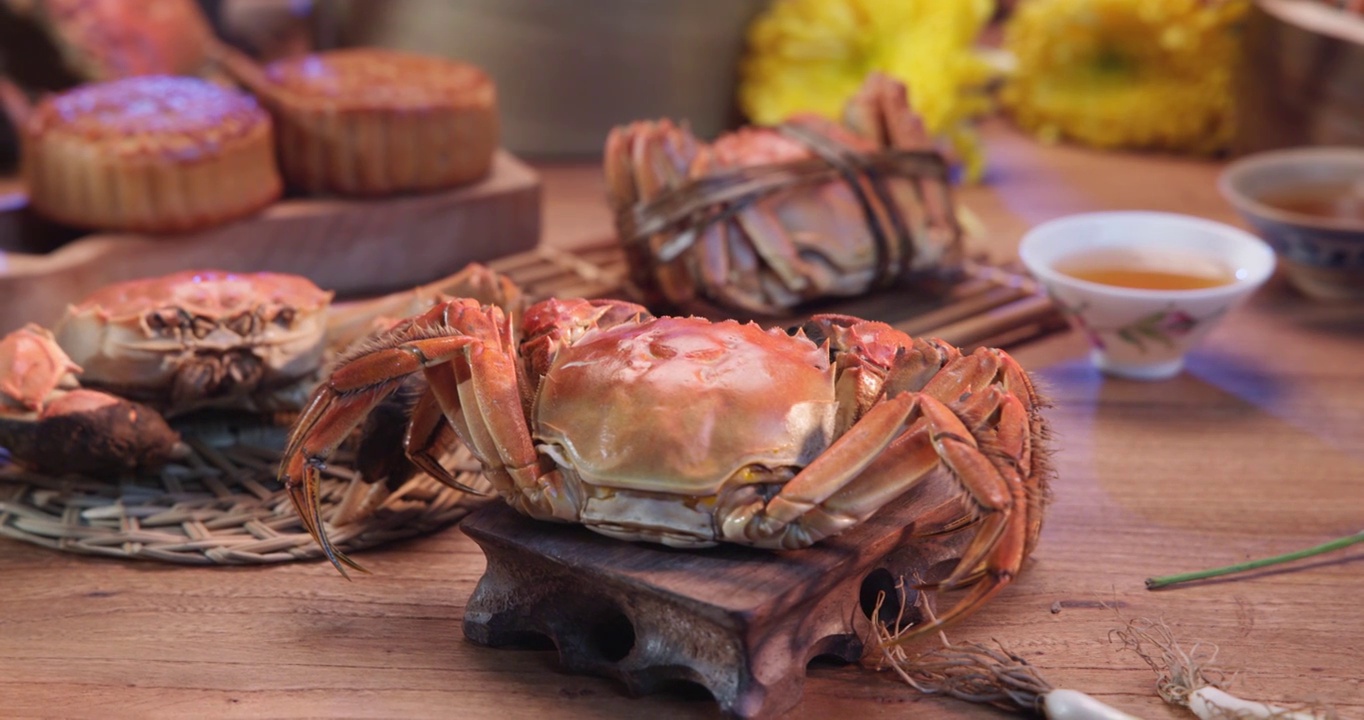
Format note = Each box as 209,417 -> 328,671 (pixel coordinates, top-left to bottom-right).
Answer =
145,309 -> 181,336
272,307 -> 296,329
191,315 -> 216,339
226,311 -> 258,337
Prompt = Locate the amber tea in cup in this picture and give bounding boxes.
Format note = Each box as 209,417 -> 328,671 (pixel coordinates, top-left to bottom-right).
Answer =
1219,147 -> 1364,301
1019,212 -> 1275,380
1254,180 -> 1364,224
1053,250 -> 1237,291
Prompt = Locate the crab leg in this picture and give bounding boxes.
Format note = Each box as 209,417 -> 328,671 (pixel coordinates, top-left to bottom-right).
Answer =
927,348 -> 1051,559
694,217 -> 785,316
323,263 -> 524,353
627,122 -> 701,305
281,333 -> 484,573
894,409 -> 1030,646
724,387 -> 1022,545
397,386 -> 485,496
912,349 -> 1048,586
844,71 -> 962,271
684,152 -> 762,314
722,391 -> 918,547
374,306 -> 551,515
733,200 -> 816,294
720,313 -> 1043,642
732,388 -> 1030,643
919,397 -> 1026,591
283,300 -> 564,574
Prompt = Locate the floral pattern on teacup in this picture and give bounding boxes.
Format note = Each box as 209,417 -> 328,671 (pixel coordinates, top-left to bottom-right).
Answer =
1051,294 -> 1225,353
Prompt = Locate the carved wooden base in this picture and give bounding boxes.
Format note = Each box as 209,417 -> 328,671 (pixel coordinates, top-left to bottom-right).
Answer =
460,474 -> 974,719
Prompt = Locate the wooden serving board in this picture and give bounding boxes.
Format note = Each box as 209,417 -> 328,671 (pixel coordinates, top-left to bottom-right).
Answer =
0,151 -> 540,334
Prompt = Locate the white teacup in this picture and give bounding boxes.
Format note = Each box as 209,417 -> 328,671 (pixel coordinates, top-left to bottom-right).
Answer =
1019,211 -> 1276,380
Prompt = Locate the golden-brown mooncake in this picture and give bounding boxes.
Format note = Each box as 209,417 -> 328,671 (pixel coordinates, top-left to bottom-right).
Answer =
218,46 -> 498,196
22,75 -> 282,233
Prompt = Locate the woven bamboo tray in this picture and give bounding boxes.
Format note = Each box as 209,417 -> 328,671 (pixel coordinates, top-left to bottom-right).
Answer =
0,241 -> 1063,566
0,420 -> 489,565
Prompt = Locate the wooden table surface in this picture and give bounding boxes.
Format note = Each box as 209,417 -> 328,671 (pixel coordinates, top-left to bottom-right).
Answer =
2,122 -> 1362,719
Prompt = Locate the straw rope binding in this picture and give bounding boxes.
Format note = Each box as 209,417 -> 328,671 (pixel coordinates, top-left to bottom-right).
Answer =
612,119 -> 963,313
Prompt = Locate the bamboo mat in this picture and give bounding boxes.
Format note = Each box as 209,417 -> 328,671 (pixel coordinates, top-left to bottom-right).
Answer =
0,244 -> 1063,566
488,242 -> 1068,351
0,421 -> 489,565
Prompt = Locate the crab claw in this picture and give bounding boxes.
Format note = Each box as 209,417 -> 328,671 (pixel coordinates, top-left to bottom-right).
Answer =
0,323 -> 82,413
841,71 -> 934,151
0,389 -> 185,477
281,299 -> 512,575
280,382 -> 377,577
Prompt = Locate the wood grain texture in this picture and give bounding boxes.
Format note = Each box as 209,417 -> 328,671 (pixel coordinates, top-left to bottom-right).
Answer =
0,151 -> 540,333
1,121 -> 1362,719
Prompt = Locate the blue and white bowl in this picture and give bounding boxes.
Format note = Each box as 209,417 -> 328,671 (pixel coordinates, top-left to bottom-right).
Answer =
1219,147 -> 1364,301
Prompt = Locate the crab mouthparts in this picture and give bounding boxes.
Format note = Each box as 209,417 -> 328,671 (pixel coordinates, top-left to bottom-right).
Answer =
171,350 -> 266,405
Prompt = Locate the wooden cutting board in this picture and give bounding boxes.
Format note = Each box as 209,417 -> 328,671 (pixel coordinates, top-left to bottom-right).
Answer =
0,150 -> 541,334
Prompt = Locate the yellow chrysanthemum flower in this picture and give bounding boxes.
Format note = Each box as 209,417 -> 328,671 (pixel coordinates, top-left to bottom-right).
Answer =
739,0 -> 999,181
1001,0 -> 1249,154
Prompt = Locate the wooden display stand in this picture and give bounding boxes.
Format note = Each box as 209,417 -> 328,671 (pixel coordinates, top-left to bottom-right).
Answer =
460,473 -> 975,719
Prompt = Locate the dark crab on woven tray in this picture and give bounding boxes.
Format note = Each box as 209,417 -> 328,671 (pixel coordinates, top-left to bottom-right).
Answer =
606,72 -> 963,317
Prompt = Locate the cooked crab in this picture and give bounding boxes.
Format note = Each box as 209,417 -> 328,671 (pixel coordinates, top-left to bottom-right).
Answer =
0,324 -> 182,475
49,263 -> 525,419
0,264 -> 522,479
280,297 -> 1050,641
0,323 -> 81,414
51,270 -> 334,417
606,72 -> 962,315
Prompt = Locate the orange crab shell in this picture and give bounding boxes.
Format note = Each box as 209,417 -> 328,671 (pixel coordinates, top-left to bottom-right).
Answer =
53,270 -> 333,410
534,316 -> 839,496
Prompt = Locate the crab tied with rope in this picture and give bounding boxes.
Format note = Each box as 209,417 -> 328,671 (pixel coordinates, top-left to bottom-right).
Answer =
606,72 -> 964,315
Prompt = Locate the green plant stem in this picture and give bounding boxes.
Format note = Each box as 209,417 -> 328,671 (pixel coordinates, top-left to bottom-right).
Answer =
1145,530 -> 1364,590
